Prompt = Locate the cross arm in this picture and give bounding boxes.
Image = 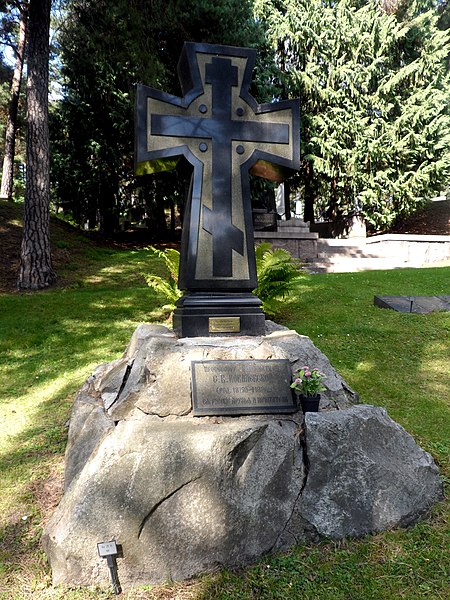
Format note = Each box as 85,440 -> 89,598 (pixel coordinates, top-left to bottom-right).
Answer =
247,98 -> 301,183
135,83 -> 197,176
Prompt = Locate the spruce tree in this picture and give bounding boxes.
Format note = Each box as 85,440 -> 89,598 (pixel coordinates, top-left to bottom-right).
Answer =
254,0 -> 450,231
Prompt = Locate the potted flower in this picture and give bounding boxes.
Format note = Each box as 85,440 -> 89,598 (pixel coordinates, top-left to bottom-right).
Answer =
290,366 -> 326,413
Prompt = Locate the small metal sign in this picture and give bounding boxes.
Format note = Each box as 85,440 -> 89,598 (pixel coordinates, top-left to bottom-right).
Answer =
97,541 -> 118,557
191,359 -> 297,416
209,317 -> 241,333
97,540 -> 121,595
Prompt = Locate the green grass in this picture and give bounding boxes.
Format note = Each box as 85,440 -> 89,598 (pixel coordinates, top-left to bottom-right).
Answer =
282,269 -> 450,448
0,253 -> 448,599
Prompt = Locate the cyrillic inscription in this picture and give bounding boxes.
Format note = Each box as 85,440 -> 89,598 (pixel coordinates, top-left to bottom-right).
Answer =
208,317 -> 241,333
191,359 -> 297,416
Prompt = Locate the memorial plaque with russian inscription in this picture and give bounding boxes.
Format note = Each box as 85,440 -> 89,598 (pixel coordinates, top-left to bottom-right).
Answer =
209,317 -> 240,333
191,359 -> 297,416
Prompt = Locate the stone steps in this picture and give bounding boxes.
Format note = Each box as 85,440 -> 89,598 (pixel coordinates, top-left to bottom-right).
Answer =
306,256 -> 412,274
305,235 -> 450,273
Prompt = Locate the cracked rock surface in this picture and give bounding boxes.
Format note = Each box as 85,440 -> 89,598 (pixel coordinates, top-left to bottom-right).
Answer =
42,323 -> 443,589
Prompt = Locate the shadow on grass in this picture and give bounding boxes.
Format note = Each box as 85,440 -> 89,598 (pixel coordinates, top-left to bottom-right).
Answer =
0,377 -> 86,587
0,517 -> 39,585
57,248 -> 164,291
0,284 -> 168,592
278,267 -> 450,589
191,517 -> 450,600
0,199 -> 171,295
0,286 -> 162,395
281,268 -> 450,444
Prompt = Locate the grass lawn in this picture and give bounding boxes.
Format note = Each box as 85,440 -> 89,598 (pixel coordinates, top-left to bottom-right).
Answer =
0,242 -> 448,599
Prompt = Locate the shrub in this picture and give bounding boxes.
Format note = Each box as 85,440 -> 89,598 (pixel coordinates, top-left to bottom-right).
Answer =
145,246 -> 182,312
254,242 -> 303,316
146,242 -> 302,318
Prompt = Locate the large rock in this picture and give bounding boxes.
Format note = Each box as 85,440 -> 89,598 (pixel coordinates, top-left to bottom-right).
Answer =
42,324 -> 443,590
43,418 -> 305,586
62,322 -> 357,491
298,406 -> 444,540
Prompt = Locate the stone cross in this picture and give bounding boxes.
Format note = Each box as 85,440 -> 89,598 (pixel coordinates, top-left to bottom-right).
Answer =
136,42 -> 300,336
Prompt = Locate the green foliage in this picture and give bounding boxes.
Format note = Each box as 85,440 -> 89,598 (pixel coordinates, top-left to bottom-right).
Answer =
50,0 -> 271,234
254,242 -> 303,316
0,78 -> 9,149
291,366 -> 326,397
144,242 -> 303,317
145,246 -> 182,311
254,0 -> 450,230
0,9 -> 26,202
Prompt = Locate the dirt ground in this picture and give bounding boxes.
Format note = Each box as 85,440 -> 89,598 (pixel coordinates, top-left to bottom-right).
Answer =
389,198 -> 450,236
0,202 -> 90,294
1,199 -> 449,295
0,202 -> 25,293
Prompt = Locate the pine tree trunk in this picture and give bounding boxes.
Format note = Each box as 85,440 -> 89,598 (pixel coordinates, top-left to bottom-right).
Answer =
98,179 -> 117,236
155,195 -> 167,234
0,7 -> 27,202
169,198 -> 175,233
17,0 -> 56,290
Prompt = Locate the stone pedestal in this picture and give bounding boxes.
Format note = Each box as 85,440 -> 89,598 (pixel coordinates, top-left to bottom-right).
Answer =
254,218 -> 319,261
173,292 -> 266,337
346,215 -> 367,238
42,323 -> 443,591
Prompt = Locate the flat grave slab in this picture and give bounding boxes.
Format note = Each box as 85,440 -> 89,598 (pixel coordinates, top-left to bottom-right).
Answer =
374,295 -> 450,313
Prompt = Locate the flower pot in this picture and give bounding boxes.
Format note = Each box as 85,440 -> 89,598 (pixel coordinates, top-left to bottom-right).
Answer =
299,394 -> 320,413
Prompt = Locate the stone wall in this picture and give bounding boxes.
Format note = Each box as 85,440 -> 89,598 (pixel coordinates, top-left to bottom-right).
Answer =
254,230 -> 319,261
365,234 -> 450,265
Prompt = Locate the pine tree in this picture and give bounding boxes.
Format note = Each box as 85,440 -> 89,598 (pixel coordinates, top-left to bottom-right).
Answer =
0,1 -> 27,202
17,0 -> 55,290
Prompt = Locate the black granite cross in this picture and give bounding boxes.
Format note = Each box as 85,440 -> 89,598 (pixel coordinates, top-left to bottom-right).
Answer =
136,42 -> 300,335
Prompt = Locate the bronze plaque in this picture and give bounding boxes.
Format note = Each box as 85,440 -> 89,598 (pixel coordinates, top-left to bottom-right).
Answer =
209,317 -> 241,333
191,359 -> 297,416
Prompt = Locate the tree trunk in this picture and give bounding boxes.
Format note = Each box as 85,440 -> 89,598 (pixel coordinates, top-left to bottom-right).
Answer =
98,179 -> 118,236
17,0 -> 56,290
169,198 -> 175,233
283,180 -> 291,221
0,6 -> 27,202
155,195 -> 167,234
303,160 -> 315,224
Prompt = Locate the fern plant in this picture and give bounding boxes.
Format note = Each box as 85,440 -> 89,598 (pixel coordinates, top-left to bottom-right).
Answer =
146,243 -> 302,318
254,242 -> 303,317
145,246 -> 182,312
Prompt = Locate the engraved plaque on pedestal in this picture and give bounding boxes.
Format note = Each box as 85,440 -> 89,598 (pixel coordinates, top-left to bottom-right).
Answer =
208,317 -> 241,333
191,359 -> 297,416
